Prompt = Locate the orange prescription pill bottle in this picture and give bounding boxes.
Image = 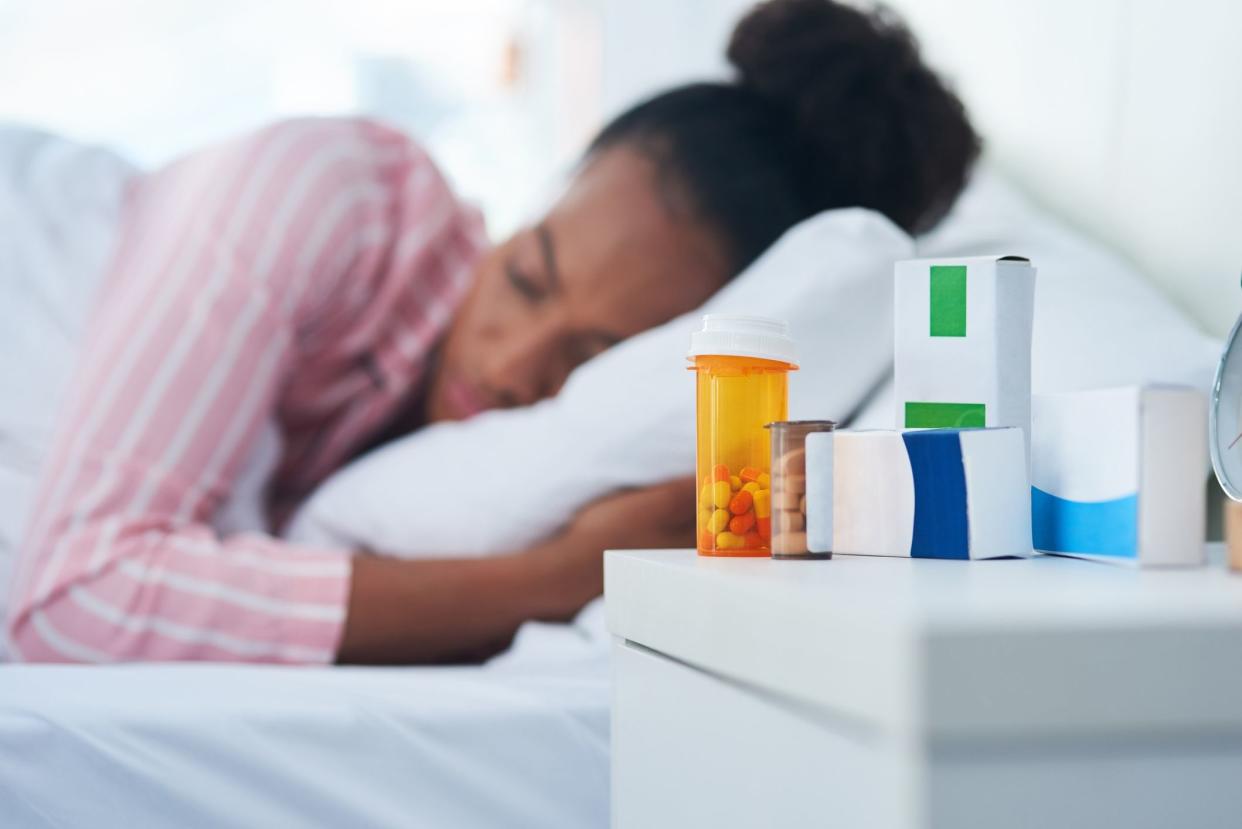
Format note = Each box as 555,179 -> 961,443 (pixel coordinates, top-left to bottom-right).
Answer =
689,315 -> 797,557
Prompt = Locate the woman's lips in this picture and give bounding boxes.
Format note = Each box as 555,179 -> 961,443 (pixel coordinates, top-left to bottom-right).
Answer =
445,377 -> 491,419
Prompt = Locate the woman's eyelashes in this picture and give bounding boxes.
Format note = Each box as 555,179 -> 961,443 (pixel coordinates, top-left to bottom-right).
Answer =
505,261 -> 545,303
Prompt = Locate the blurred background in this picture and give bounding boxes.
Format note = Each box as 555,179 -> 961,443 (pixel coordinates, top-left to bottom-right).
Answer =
2,0 -> 1238,333
0,0 -> 606,236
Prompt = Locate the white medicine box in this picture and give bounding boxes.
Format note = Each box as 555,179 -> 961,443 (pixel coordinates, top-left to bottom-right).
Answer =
804,428 -> 1031,560
894,255 -> 1036,455
1031,385 -> 1207,566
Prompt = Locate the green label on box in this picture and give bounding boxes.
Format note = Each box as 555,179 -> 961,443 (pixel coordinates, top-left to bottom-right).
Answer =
929,265 -> 967,336
905,401 -> 986,428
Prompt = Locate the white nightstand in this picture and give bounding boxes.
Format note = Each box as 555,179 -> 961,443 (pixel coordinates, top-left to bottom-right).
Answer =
605,547 -> 1242,829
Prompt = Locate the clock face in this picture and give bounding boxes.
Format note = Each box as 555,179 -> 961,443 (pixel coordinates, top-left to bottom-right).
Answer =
1210,313 -> 1242,500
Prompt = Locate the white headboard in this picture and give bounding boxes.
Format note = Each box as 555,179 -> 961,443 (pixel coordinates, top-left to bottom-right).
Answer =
600,0 -> 1242,336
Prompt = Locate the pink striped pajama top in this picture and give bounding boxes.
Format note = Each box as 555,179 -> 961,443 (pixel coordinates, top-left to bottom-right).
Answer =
7,118 -> 486,663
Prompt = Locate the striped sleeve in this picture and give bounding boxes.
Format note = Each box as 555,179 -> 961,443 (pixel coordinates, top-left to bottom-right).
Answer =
6,119 -> 477,663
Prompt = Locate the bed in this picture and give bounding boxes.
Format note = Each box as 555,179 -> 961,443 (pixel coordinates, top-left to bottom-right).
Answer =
0,605 -> 611,827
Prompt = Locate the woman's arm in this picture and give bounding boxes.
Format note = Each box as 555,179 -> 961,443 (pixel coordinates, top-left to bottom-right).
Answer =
338,546 -> 564,665
337,478 -> 695,664
7,120 -> 478,664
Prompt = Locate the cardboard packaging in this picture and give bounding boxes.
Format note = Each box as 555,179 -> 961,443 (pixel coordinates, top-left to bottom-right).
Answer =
1030,385 -> 1206,566
1225,499 -> 1242,572
894,256 -> 1036,458
805,428 -> 1031,559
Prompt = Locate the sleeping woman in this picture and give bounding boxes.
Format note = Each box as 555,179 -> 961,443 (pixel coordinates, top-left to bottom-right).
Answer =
7,0 -> 978,663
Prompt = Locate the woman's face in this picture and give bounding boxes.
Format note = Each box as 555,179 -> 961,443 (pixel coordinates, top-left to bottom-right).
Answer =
425,146 -> 730,422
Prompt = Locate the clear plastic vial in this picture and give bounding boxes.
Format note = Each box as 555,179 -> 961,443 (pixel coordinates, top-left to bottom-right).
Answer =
689,315 -> 797,557
766,420 -> 835,558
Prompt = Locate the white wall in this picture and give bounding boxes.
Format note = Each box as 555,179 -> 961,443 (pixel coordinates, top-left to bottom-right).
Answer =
882,0 -> 1242,337
0,0 -> 596,238
598,0 -> 1242,337
599,0 -> 749,119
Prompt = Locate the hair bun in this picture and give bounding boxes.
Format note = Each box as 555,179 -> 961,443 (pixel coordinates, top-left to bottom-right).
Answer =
726,0 -> 977,233
728,0 -> 918,110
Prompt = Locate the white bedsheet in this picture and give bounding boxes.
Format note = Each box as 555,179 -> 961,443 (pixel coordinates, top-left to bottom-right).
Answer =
0,603 -> 612,828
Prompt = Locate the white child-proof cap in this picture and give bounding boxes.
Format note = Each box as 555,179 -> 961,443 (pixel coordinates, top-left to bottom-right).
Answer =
687,314 -> 798,366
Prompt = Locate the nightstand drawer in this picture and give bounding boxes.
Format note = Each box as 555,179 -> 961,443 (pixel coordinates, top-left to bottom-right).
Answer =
612,638 -> 908,829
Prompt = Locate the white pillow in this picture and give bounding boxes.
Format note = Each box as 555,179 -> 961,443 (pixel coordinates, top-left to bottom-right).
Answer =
286,208 -> 912,554
850,168 -> 1221,428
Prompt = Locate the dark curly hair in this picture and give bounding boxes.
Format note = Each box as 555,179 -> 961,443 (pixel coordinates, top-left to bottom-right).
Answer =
587,0 -> 980,274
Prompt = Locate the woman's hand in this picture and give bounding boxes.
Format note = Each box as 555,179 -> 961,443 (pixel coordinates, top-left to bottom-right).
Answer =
570,477 -> 697,547
338,478 -> 695,664
524,478 -> 696,619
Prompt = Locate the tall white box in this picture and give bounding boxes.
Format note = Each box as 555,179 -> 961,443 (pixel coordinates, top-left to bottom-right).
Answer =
894,256 -> 1036,457
1031,385 -> 1207,566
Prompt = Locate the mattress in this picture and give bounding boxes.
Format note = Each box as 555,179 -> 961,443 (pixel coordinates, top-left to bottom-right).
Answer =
0,608 -> 612,828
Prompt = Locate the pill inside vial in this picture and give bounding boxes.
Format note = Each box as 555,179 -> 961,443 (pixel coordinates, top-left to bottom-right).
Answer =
772,531 -> 808,555
779,448 -> 806,476
772,490 -> 801,511
778,510 -> 805,533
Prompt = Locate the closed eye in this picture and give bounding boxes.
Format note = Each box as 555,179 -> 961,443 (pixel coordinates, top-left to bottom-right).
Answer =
506,262 -> 545,303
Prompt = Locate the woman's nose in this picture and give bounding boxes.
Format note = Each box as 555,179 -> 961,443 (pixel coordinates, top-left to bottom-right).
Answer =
482,322 -> 561,407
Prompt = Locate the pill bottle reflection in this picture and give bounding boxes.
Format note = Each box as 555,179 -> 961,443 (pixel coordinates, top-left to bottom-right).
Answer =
688,315 -> 797,557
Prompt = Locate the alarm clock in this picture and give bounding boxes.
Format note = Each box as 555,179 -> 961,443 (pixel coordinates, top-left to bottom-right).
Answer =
1209,312 -> 1242,498
1209,303 -> 1242,570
